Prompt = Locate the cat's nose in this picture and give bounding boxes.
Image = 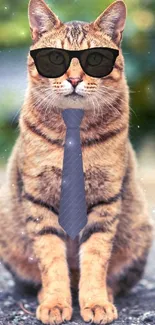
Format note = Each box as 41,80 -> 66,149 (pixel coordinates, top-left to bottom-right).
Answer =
67,77 -> 82,88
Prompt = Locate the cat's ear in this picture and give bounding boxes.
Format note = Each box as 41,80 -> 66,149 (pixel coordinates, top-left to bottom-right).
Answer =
28,0 -> 62,42
92,0 -> 127,46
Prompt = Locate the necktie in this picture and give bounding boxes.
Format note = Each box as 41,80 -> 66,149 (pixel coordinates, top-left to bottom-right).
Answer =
59,109 -> 87,240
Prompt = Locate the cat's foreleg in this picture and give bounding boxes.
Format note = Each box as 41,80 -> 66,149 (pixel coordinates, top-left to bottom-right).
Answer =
25,201 -> 73,325
78,200 -> 120,324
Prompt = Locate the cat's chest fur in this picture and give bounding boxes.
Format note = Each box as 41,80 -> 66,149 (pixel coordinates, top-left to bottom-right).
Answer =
22,164 -> 107,214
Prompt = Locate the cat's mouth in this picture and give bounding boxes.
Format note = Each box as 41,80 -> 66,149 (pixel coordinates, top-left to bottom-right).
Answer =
64,91 -> 84,98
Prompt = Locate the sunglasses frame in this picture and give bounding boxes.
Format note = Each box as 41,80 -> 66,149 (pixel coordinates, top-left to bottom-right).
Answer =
30,47 -> 119,79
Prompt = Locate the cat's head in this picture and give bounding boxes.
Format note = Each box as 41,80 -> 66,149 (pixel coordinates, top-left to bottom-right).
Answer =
28,0 -> 127,112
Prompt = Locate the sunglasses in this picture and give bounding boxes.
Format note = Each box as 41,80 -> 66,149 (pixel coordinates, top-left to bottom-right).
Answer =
30,47 -> 119,79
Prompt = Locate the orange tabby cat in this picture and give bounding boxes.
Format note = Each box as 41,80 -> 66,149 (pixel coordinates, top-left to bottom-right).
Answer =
0,0 -> 153,324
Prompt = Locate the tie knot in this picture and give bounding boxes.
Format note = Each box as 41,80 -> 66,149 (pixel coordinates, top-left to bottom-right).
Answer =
62,109 -> 84,128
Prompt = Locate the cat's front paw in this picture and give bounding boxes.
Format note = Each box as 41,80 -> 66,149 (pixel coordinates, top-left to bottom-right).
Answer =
36,292 -> 73,324
80,302 -> 118,324
79,290 -> 118,325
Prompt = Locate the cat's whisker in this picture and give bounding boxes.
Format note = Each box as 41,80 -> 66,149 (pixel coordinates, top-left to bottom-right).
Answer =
93,96 -> 102,117
98,89 -> 122,99
97,89 -> 138,119
11,107 -> 21,125
96,91 -> 116,110
96,92 -> 122,117
100,85 -> 122,93
45,93 -> 58,115
97,88 -> 126,106
31,89 -> 53,109
129,106 -> 138,119
91,96 -> 97,119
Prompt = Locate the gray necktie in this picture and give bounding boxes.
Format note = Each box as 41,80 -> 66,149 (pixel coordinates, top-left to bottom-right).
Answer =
59,109 -> 87,240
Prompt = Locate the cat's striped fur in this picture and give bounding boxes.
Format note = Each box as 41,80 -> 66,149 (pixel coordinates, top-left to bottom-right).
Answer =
0,0 -> 153,324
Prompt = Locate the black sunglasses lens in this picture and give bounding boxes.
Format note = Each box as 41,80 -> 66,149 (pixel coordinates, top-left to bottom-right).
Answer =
31,49 -> 69,78
80,48 -> 118,78
87,52 -> 103,66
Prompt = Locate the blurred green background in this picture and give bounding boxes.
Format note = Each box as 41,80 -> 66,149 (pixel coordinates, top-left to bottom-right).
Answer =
0,0 -> 155,166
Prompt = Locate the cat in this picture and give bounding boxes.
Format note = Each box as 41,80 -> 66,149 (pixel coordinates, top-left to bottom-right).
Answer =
0,0 -> 153,324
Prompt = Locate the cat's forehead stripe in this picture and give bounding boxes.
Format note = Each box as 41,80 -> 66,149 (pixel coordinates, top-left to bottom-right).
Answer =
65,22 -> 88,45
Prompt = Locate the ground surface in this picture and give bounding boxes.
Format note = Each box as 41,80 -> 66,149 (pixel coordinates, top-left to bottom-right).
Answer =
0,168 -> 155,325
